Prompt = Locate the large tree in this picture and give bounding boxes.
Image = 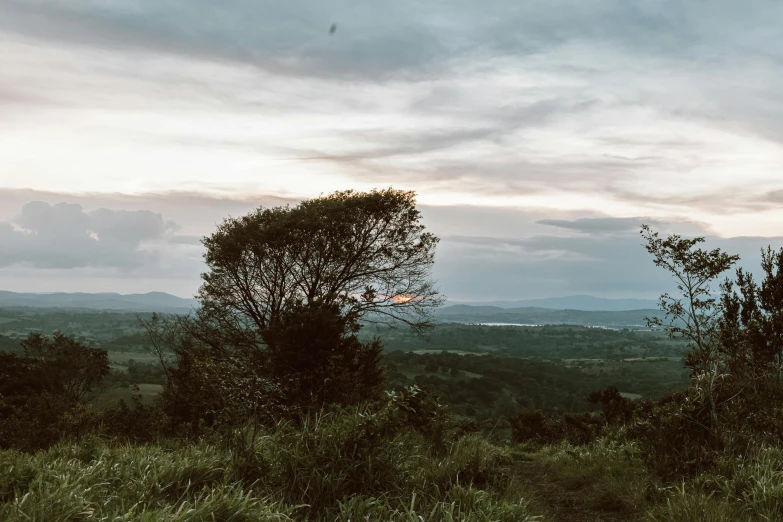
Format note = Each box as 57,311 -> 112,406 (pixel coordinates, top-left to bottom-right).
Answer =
195,188 -> 442,349
155,189 -> 441,424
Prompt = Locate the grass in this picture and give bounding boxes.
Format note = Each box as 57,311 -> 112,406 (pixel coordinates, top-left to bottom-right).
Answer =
645,446 -> 783,522
0,412 -> 544,521
511,440 -> 654,522
4,409 -> 783,521
0,440 -> 293,521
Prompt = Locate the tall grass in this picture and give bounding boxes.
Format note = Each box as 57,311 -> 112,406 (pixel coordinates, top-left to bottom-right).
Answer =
8,407 -> 783,521
0,411 -> 542,521
532,439 -> 652,515
645,446 -> 783,521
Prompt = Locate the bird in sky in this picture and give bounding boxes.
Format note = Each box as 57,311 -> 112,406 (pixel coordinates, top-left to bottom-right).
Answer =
329,23 -> 337,35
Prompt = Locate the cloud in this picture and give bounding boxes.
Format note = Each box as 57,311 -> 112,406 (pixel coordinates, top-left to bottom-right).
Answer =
537,217 -> 656,234
436,231 -> 783,301
3,0 -> 783,224
2,2 -> 783,296
5,1 -> 781,82
0,0 -> 451,82
535,217 -> 712,236
0,201 -> 185,270
0,192 -> 780,300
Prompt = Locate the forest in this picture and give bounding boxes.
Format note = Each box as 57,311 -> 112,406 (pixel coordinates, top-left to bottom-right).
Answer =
2,189 -> 783,521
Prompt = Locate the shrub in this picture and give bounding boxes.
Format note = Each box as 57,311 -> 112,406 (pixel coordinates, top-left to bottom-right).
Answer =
621,391 -> 716,479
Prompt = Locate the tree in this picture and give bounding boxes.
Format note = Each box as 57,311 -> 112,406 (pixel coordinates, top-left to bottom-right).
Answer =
641,225 -> 739,432
155,189 -> 441,425
262,302 -> 385,409
641,225 -> 739,375
195,188 -> 442,353
21,332 -> 110,401
718,247 -> 783,380
0,333 -> 109,450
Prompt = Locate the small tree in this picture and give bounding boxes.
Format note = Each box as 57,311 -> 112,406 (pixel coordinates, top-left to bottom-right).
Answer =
21,332 -> 109,401
1,333 -> 109,450
641,225 -> 739,432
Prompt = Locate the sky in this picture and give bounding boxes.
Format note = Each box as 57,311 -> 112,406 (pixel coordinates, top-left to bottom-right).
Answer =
1,0 -> 782,300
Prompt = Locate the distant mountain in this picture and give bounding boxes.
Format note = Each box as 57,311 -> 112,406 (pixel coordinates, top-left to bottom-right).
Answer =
447,295 -> 659,311
0,291 -> 198,312
435,304 -> 665,329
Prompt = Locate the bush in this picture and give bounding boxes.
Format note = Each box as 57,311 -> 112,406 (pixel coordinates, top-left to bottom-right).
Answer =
621,390 -> 716,479
0,335 -> 110,451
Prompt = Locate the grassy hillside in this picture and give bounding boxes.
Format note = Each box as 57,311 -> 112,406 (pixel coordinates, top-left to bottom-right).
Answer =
385,351 -> 688,421
2,413 -> 780,521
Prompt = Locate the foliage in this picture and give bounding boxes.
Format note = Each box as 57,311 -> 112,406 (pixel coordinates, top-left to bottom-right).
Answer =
385,350 -> 688,425
509,407 -> 606,446
155,304 -> 387,433
587,385 -> 634,425
621,390 -> 716,478
717,246 -> 783,379
376,322 -> 686,359
636,228 -> 783,481
263,301 -> 385,410
640,224 -> 739,378
0,407 -> 542,521
145,189 -> 440,432
100,386 -> 171,443
197,187 -> 442,345
20,331 -> 110,402
0,333 -> 109,451
641,224 -> 743,455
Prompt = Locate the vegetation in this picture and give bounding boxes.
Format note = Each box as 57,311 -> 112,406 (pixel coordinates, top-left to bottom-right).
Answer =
3,191 -> 783,520
385,351 -> 688,422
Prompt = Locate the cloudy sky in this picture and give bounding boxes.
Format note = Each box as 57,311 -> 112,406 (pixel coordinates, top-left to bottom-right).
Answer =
1,0 -> 782,300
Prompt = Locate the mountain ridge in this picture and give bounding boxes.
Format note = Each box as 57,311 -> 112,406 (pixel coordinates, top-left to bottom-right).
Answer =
447,295 -> 658,311
0,291 -> 198,312
435,303 -> 664,329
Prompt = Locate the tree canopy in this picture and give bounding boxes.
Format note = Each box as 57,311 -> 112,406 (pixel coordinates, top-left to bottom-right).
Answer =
152,189 -> 442,425
196,188 -> 442,349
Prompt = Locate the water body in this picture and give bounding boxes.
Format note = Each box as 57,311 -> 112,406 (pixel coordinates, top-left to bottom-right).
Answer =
473,322 -> 622,331
475,322 -> 543,327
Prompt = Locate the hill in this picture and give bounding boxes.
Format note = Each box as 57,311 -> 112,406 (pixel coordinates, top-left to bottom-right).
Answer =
0,291 -> 198,312
448,295 -> 659,311
435,304 -> 664,328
